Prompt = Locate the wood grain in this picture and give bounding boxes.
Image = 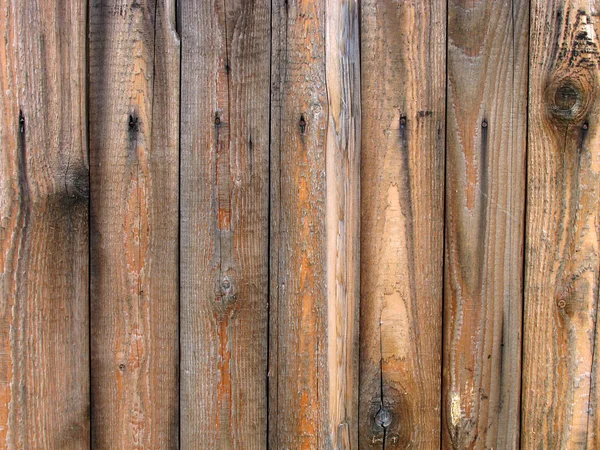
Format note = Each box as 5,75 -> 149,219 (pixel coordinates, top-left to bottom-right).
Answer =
89,0 -> 180,447
269,0 -> 333,447
0,0 -> 89,447
324,0 -> 361,448
179,0 -> 271,447
442,1 -> 529,448
522,1 -> 600,447
359,1 -> 446,448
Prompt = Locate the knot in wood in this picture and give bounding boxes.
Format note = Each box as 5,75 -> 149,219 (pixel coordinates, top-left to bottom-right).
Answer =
221,278 -> 231,291
375,408 -> 392,428
554,83 -> 579,111
545,75 -> 593,125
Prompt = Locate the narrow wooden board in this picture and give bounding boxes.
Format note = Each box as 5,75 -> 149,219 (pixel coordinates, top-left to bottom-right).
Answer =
0,0 -> 89,447
89,0 -> 180,447
324,0 -> 361,447
442,2 -> 529,448
522,1 -> 600,447
359,1 -> 446,448
270,2 -> 361,446
179,0 -> 271,447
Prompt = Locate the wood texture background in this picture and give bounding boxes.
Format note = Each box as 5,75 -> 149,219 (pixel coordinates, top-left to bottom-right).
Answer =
359,0 -> 445,448
1,0 -> 599,448
443,1 -> 528,448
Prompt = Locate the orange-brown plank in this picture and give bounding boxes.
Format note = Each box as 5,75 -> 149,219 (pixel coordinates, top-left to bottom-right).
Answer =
358,1 -> 446,448
89,0 -> 180,447
522,1 -> 600,447
179,0 -> 271,447
269,0 -> 360,447
0,0 -> 89,447
442,1 -> 529,448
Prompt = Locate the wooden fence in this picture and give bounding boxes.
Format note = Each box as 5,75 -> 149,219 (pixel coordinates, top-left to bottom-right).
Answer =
1,0 -> 599,448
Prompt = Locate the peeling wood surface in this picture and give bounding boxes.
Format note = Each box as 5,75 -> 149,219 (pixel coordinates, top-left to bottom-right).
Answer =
359,0 -> 446,448
89,0 -> 180,447
3,0 -> 600,448
0,0 -> 89,447
443,1 -> 529,449
179,0 -> 271,447
522,1 -> 600,448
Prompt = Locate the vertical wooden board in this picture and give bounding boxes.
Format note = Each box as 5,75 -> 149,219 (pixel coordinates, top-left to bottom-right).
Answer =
179,0 -> 270,447
324,0 -> 361,447
522,1 -> 600,447
359,1 -> 446,448
443,2 -> 528,448
89,0 -> 180,447
0,0 -> 89,447
270,3 -> 360,446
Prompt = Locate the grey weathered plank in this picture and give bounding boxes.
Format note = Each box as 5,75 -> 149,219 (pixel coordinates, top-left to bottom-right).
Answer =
442,1 -> 529,448
522,1 -> 600,447
89,0 -> 180,446
179,0 -> 271,447
359,0 -> 446,448
0,0 -> 89,447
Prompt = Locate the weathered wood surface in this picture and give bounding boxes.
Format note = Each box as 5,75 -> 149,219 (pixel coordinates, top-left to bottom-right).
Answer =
324,0 -> 361,447
269,0 -> 360,447
359,1 -> 446,448
4,1 -> 600,448
443,1 -> 529,448
269,0 -> 329,447
522,1 -> 600,447
179,0 -> 271,447
0,0 -> 89,447
89,0 -> 180,447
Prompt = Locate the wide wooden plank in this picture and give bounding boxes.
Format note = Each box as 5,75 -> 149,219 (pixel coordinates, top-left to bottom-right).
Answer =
0,0 -> 89,447
89,0 -> 180,447
442,1 -> 528,448
269,0 -> 360,447
179,0 -> 271,447
522,1 -> 600,447
358,1 -> 446,448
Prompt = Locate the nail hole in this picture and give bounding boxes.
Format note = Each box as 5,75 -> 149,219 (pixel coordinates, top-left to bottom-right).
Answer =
299,115 -> 306,134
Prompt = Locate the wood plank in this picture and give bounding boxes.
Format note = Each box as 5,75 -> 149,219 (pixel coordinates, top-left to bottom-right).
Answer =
324,0 -> 361,447
269,0 -> 360,447
442,1 -> 529,448
270,0 -> 329,444
89,0 -> 180,447
0,0 -> 89,447
179,0 -> 271,446
358,1 -> 446,448
522,1 -> 600,447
